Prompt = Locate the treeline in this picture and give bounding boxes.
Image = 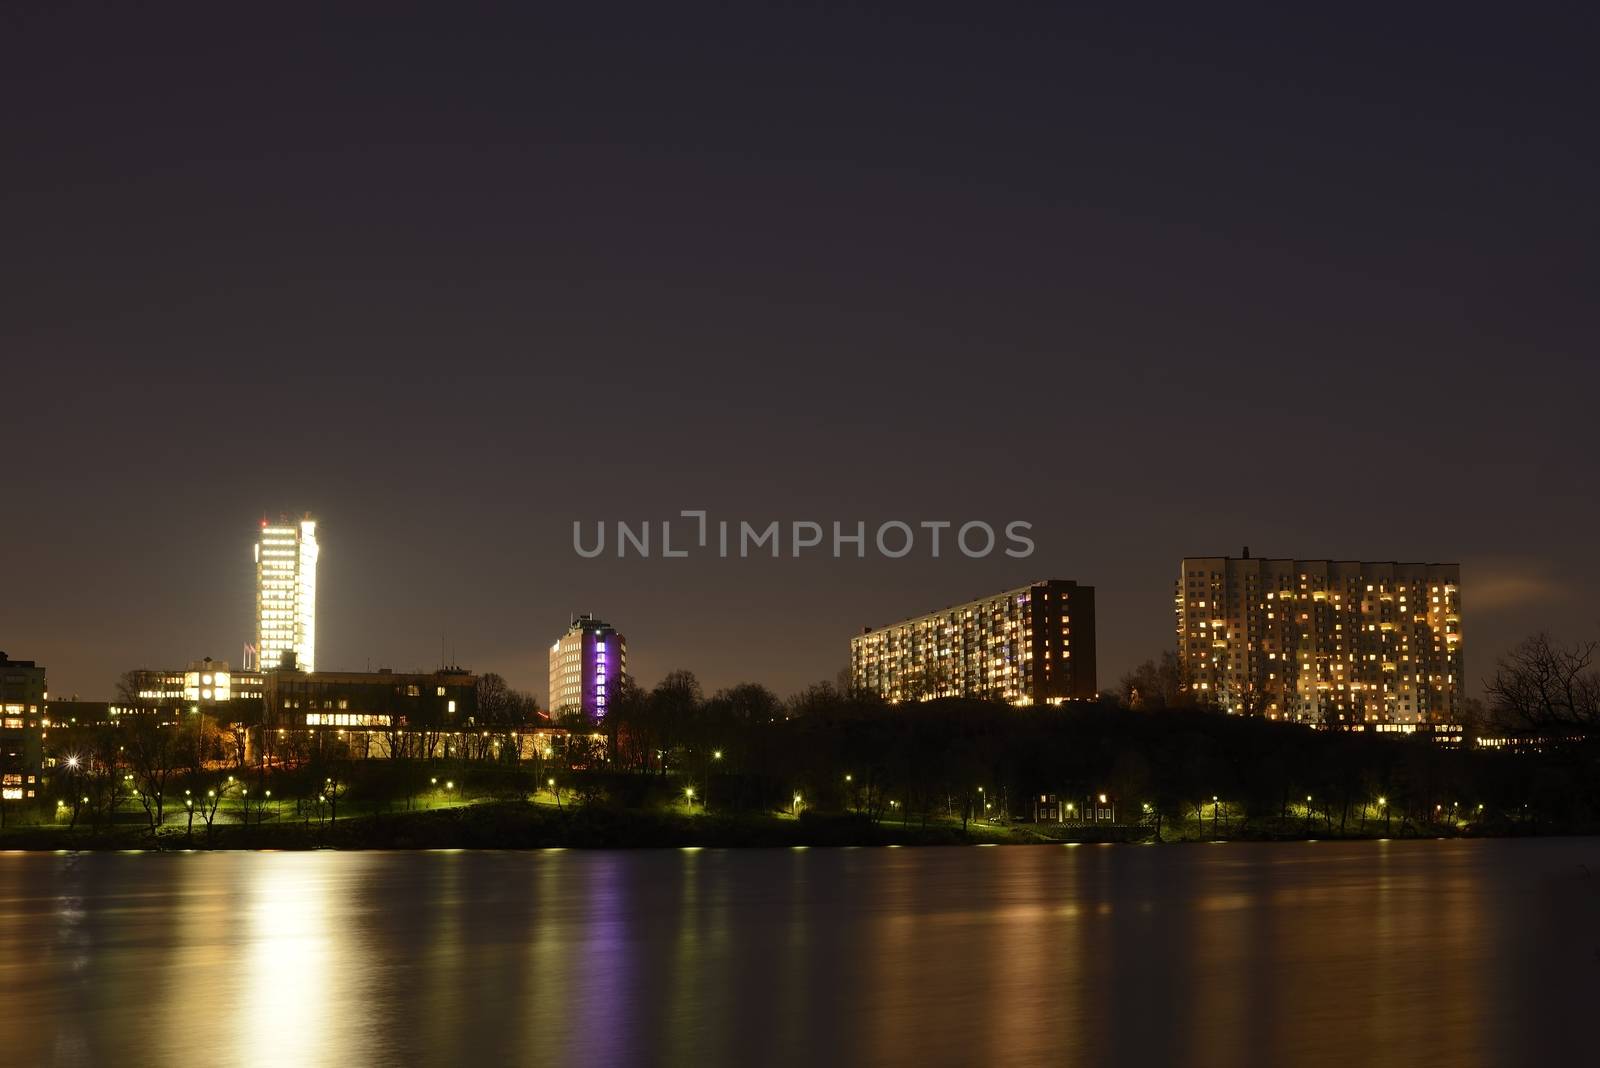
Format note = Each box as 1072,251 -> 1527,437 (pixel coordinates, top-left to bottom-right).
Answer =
22,628 -> 1600,842
587,671 -> 1600,833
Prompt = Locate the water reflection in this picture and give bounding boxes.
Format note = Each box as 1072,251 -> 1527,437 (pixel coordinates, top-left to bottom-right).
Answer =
243,856 -> 334,1065
0,840 -> 1593,1067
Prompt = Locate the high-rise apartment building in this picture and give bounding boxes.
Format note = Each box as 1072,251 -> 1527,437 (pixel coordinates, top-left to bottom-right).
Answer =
548,615 -> 626,721
1176,552 -> 1462,725
255,516 -> 318,672
851,580 -> 1097,705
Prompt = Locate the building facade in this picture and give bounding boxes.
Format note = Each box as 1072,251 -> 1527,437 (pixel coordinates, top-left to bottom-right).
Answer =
1176,553 -> 1462,725
122,658 -> 265,717
264,667 -> 477,732
255,516 -> 319,672
0,652 -> 45,801
851,580 -> 1098,705
549,615 -> 626,721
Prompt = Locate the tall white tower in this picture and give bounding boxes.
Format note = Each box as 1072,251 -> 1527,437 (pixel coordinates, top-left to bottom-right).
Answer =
255,516 -> 319,672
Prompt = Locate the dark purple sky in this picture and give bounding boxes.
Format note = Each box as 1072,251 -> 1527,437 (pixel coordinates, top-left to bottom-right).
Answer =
4,3 -> 1596,702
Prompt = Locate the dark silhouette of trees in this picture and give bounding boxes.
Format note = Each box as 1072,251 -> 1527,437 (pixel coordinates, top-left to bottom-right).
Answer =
1118,652 -> 1191,710
1487,631 -> 1600,731
127,720 -> 177,834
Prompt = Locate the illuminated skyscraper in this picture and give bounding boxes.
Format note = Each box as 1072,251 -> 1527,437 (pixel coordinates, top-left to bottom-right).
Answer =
255,516 -> 319,672
548,615 -> 626,721
1176,552 -> 1462,726
851,580 -> 1098,705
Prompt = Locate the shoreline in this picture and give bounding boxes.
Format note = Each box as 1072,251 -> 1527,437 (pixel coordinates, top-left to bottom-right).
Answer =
0,801 -> 1585,852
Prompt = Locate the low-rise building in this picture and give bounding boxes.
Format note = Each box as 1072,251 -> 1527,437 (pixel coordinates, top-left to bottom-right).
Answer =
262,666 -> 478,759
0,652 -> 46,801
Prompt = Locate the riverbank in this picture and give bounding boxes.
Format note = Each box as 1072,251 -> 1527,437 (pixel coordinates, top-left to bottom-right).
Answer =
0,803 -> 1055,850
0,800 -> 1577,851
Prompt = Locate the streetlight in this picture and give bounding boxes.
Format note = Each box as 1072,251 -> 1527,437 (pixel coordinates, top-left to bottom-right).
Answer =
713,751 -> 722,761
685,786 -> 695,809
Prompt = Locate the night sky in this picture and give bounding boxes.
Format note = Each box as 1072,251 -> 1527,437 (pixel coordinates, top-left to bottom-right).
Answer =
4,3 -> 1596,702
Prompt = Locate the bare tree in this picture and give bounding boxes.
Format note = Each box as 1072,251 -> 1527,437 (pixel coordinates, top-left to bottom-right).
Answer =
194,777 -> 235,844
128,721 -> 178,835
1486,631 -> 1600,731
114,670 -> 145,704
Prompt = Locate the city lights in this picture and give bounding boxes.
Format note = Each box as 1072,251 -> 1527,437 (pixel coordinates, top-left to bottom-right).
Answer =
851,580 -> 1096,704
256,517 -> 317,672
1179,556 -> 1462,725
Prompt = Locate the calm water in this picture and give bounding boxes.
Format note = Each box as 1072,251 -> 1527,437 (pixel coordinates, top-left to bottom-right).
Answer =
0,839 -> 1596,1067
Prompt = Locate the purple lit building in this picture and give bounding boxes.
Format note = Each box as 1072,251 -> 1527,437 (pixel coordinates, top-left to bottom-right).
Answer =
548,615 -> 627,721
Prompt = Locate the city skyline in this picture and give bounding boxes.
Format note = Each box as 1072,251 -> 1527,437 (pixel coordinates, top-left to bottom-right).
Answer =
2,7 -> 1596,1063
10,510 -> 1496,711
5,5 -> 1596,706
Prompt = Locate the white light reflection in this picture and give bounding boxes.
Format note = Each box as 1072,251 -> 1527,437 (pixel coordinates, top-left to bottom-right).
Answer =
241,857 -> 332,1063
